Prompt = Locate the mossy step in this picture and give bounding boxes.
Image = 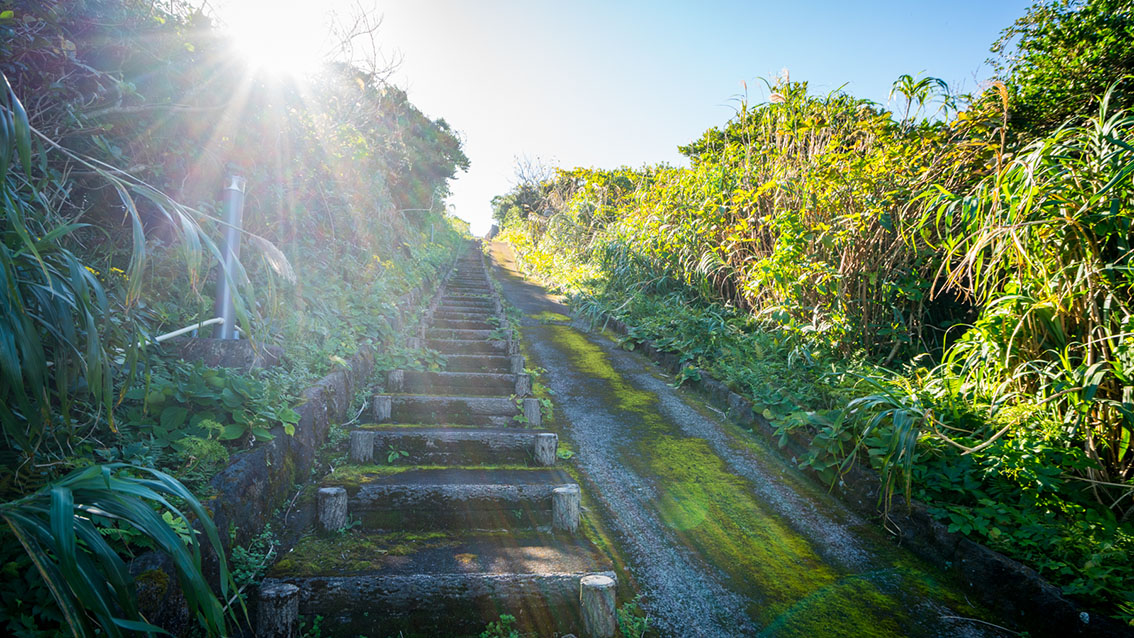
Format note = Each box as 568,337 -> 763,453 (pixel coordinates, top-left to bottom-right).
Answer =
433,309 -> 497,322
426,328 -> 498,341
437,301 -> 496,312
397,370 -> 519,396
324,467 -> 574,530
441,354 -> 514,373
427,338 -> 509,356
441,291 -> 493,299
430,317 -> 495,330
264,532 -> 613,637
444,283 -> 492,291
384,395 -> 521,426
349,427 -> 554,465
436,305 -> 496,316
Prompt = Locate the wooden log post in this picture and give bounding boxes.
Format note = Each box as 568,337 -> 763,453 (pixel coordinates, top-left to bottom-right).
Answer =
407,337 -> 423,350
552,484 -> 580,533
318,487 -> 348,532
510,354 -> 526,375
534,433 -> 558,466
257,582 -> 299,638
579,574 -> 616,638
374,395 -> 392,423
387,369 -> 405,393
349,431 -> 373,464
515,373 -> 532,397
522,397 -> 541,427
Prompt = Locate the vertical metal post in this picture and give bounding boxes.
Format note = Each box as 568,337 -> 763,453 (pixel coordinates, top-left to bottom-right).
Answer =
213,174 -> 246,339
430,223 -> 435,243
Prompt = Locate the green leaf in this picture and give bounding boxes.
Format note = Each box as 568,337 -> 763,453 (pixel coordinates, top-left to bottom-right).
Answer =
219,424 -> 246,441
159,406 -> 189,430
251,426 -> 275,441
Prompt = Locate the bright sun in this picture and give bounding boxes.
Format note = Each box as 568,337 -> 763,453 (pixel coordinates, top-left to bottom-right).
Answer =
224,0 -> 330,75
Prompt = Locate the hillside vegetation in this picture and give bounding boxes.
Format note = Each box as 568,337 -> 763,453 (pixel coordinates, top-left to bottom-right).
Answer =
1,0 -> 467,634
494,0 -> 1134,623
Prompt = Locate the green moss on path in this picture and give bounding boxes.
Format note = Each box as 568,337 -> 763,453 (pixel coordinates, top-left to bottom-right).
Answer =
537,320 -> 981,635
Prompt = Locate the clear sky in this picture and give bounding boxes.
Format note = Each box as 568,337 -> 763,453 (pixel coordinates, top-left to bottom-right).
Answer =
220,0 -> 1034,235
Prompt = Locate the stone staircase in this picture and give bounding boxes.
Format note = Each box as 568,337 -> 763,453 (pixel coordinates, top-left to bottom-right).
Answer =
258,245 -> 616,638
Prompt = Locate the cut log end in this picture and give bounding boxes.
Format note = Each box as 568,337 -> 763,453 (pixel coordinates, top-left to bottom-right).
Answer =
522,397 -> 541,428
373,395 -> 392,423
580,574 -> 616,638
552,484 -> 580,533
317,487 -> 348,532
257,582 -> 299,638
534,432 -> 558,466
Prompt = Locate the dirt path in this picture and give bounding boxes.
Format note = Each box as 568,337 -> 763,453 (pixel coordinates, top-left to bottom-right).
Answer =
489,242 -> 1009,638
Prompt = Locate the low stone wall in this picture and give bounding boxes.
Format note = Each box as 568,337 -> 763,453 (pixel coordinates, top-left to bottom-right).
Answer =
134,251 -> 462,635
594,314 -> 1127,638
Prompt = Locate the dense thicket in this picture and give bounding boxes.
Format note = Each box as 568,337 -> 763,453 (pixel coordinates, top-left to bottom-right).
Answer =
1,1 -> 468,634
494,0 -> 1134,623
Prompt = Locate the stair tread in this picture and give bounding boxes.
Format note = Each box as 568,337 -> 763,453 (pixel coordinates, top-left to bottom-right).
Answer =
328,467 -> 572,488
267,531 -> 610,578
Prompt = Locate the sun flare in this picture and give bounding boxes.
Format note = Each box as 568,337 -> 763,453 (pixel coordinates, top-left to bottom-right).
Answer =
223,0 -> 329,75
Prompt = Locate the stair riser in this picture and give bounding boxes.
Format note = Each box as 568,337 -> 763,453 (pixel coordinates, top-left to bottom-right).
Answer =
437,304 -> 496,315
350,430 -> 546,465
355,505 -> 551,531
266,573 -> 607,637
426,329 -> 498,341
433,310 -> 497,322
430,318 -> 495,330
442,355 -> 513,373
428,339 -> 509,355
388,396 -> 519,425
398,371 -> 518,396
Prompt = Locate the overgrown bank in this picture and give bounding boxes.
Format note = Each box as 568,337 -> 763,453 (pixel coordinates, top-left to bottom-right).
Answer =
493,0 -> 1134,625
1,0 -> 468,635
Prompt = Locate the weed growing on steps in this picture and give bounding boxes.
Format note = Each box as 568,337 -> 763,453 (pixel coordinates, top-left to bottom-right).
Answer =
229,523 -> 279,602
479,614 -> 521,638
617,595 -> 650,638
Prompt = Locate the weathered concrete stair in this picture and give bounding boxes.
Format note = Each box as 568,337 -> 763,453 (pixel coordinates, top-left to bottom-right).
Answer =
263,243 -> 613,638
441,353 -> 516,373
427,338 -> 509,356
350,426 -> 558,466
382,395 -> 525,426
263,532 -> 613,636
392,370 -> 527,396
324,467 -> 570,530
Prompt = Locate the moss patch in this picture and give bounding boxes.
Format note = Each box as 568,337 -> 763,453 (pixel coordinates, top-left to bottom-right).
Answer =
758,574 -> 907,638
270,530 -> 455,576
322,464 -> 540,490
641,435 -> 839,619
543,325 -> 662,424
526,311 -> 572,323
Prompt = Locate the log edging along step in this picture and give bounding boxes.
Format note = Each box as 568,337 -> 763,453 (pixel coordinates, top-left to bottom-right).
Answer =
576,310 -> 1128,638
132,248 -> 465,632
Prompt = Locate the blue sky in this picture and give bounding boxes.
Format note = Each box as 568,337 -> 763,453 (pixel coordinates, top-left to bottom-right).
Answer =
222,0 -> 1034,234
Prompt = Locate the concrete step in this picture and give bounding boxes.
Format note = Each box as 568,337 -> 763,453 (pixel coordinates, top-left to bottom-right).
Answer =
349,427 -> 557,466
426,328 -> 498,341
438,301 -> 496,313
325,467 -> 573,530
430,317 -> 495,330
393,370 -> 522,396
428,338 -> 509,356
441,354 -> 517,373
385,394 -> 520,426
433,309 -> 497,322
263,532 -> 613,637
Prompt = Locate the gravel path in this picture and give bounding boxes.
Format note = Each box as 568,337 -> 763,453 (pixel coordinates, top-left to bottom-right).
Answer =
489,243 -> 1004,638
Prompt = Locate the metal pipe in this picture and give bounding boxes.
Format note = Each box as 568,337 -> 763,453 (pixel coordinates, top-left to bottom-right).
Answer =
213,174 -> 246,339
154,317 -> 225,343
